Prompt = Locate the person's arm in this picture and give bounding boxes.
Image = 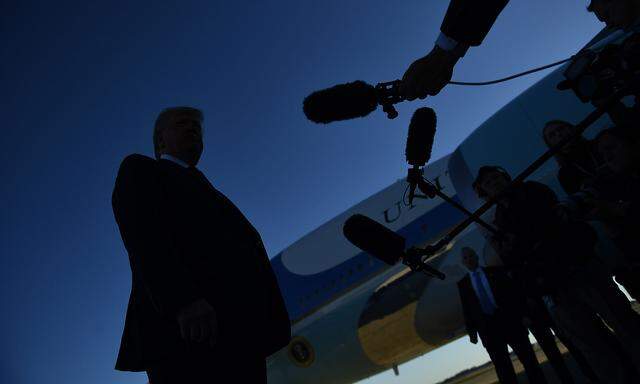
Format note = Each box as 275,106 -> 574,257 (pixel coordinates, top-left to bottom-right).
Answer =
112,154 -> 200,316
401,0 -> 509,100
440,0 -> 510,48
486,266 -> 527,313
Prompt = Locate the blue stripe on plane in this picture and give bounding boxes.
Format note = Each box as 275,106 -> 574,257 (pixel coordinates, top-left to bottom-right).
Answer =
270,197 -> 466,322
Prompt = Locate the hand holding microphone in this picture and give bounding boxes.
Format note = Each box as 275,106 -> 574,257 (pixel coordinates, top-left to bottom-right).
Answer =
302,77 -> 441,124
401,46 -> 460,100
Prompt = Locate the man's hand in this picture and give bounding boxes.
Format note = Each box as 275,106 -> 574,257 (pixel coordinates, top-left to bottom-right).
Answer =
469,333 -> 478,344
401,46 -> 459,100
177,298 -> 218,348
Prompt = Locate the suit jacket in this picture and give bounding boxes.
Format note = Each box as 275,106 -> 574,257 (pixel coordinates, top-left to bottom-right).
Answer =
493,181 -> 598,296
441,0 -> 509,46
112,154 -> 291,372
457,266 -> 524,342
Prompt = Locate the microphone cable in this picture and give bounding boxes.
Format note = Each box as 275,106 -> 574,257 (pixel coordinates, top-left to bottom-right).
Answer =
401,175 -> 437,207
449,56 -> 574,86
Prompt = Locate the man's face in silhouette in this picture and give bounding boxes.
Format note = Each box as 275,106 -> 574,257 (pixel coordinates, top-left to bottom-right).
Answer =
158,113 -> 203,166
591,0 -> 639,30
478,170 -> 510,200
544,122 -> 576,154
597,133 -> 636,174
461,248 -> 479,271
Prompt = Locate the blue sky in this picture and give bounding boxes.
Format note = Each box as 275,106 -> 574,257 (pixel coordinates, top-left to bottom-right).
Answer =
1,1 -> 603,383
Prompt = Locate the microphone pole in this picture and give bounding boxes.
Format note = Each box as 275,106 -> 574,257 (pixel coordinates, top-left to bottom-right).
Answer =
407,169 -> 501,237
402,246 -> 446,280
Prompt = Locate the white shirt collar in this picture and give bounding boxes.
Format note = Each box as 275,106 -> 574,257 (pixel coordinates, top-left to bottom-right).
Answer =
160,154 -> 190,168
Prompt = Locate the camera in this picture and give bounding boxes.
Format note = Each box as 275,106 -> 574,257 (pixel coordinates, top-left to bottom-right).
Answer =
558,31 -> 640,103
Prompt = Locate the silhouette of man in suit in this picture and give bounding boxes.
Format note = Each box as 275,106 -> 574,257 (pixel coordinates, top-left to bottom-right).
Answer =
457,247 -> 547,384
112,106 -> 291,383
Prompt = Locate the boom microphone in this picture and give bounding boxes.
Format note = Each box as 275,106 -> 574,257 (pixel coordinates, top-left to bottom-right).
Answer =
303,80 -> 405,123
342,214 -> 446,280
406,107 -> 437,166
405,107 -> 437,205
303,81 -> 378,124
343,214 -> 405,265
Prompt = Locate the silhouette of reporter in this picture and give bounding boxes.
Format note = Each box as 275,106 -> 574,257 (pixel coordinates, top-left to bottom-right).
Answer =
589,127 -> 640,297
111,107 -> 290,383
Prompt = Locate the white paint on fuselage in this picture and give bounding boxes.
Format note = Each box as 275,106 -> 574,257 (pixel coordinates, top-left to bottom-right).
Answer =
279,157 -> 454,276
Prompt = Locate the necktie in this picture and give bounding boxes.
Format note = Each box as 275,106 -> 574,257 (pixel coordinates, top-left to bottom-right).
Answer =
473,271 -> 496,315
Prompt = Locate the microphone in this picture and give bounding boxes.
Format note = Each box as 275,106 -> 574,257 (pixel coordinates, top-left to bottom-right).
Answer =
343,214 -> 446,279
405,107 -> 437,205
303,81 -> 378,124
343,214 -> 405,265
303,80 -> 404,123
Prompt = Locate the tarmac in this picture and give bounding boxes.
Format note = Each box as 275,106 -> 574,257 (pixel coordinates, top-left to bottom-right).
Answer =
437,301 -> 640,384
437,341 -> 585,384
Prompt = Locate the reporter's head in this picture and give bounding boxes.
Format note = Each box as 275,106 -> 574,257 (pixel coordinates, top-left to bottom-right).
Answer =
472,166 -> 512,201
461,247 -> 479,271
543,120 -> 579,154
588,0 -> 640,30
153,106 -> 204,166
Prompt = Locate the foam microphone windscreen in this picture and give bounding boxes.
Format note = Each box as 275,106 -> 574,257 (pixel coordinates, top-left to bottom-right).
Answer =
343,214 -> 406,265
303,81 -> 378,124
405,107 -> 437,167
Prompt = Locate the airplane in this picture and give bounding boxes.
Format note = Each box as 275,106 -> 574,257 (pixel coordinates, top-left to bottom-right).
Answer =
266,27 -> 631,383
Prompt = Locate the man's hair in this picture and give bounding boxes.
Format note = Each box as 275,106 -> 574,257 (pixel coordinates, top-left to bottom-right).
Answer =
472,166 -> 512,199
153,106 -> 204,159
